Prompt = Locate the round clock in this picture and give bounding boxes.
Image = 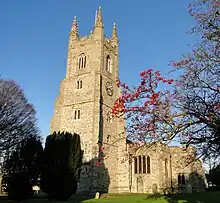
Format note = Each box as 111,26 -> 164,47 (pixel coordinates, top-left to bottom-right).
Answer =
105,81 -> 114,96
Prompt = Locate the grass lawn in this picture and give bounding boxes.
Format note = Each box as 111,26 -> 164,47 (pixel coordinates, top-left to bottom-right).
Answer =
81,192 -> 220,203
0,192 -> 220,203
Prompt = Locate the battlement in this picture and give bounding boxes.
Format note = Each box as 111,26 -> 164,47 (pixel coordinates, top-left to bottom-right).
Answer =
68,7 -> 118,50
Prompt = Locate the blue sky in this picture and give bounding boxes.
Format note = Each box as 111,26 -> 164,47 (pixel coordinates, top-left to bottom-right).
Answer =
0,0 -> 198,139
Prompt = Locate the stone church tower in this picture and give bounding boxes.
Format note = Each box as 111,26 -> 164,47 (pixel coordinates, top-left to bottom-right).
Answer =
50,7 -> 130,194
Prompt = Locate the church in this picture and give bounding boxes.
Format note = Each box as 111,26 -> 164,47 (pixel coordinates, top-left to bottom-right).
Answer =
50,7 -> 207,194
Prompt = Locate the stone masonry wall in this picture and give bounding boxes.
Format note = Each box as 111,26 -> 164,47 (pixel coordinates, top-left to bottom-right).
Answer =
128,143 -> 207,193
50,10 -> 129,194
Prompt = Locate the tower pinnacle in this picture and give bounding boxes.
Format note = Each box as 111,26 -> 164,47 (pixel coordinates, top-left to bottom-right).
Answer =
94,7 -> 104,28
111,22 -> 118,40
70,16 -> 78,39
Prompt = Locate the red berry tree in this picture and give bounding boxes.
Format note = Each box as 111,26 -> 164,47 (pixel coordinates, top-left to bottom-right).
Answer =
112,0 -> 219,160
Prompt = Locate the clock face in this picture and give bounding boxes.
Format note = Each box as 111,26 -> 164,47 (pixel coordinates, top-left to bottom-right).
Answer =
105,81 -> 114,96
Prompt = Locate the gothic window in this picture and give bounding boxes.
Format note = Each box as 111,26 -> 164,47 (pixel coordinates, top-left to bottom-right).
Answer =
178,174 -> 186,185
77,110 -> 80,119
138,156 -> 142,174
147,156 -> 151,174
178,175 -> 181,185
134,157 -> 138,174
74,110 -> 81,119
181,175 -> 186,185
134,156 -> 150,174
77,80 -> 83,89
74,110 -> 77,119
143,156 -> 146,173
84,55 -> 86,68
106,55 -> 111,72
78,54 -> 86,69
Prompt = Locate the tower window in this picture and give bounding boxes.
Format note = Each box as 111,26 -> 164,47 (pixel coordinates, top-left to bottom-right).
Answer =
77,110 -> 80,119
77,80 -> 83,89
78,54 -> 86,69
74,110 -> 81,119
74,110 -> 77,119
106,55 -> 111,72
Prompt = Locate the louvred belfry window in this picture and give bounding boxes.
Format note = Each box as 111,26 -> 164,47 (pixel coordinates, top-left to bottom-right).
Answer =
78,54 -> 86,69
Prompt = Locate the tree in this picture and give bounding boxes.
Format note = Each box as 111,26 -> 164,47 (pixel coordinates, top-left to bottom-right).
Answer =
112,69 -> 175,144
41,132 -> 83,200
2,135 -> 43,201
112,0 -> 219,160
170,0 -> 220,158
0,79 -> 39,152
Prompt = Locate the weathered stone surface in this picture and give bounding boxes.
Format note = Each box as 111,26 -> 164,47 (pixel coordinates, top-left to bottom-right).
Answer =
50,8 -> 207,194
50,8 -> 129,194
127,143 -> 207,193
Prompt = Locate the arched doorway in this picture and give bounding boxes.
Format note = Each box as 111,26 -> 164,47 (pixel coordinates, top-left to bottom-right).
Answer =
137,177 -> 144,193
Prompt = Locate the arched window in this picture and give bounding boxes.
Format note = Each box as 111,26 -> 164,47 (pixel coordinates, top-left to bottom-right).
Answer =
138,156 -> 142,174
106,55 -> 111,72
147,156 -> 150,174
78,54 -> 86,69
178,174 -> 186,185
83,55 -> 86,68
74,110 -> 81,120
79,57 -> 82,69
76,80 -> 83,89
77,110 -> 80,119
178,174 -> 181,185
74,110 -> 77,119
181,175 -> 186,185
178,175 -> 182,185
143,156 -> 146,173
134,157 -> 137,174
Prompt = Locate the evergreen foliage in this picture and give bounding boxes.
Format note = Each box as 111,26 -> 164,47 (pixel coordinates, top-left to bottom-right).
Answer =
2,136 -> 43,201
41,131 -> 83,200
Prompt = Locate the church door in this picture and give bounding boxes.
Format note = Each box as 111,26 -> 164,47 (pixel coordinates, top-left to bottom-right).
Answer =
137,177 -> 144,193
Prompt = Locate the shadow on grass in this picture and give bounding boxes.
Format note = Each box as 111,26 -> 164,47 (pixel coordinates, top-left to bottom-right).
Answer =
0,195 -> 93,203
147,191 -> 220,203
0,192 -> 219,203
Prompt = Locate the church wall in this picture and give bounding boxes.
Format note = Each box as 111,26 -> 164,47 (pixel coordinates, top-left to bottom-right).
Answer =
170,146 -> 207,192
129,144 -> 169,193
128,143 -> 206,193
